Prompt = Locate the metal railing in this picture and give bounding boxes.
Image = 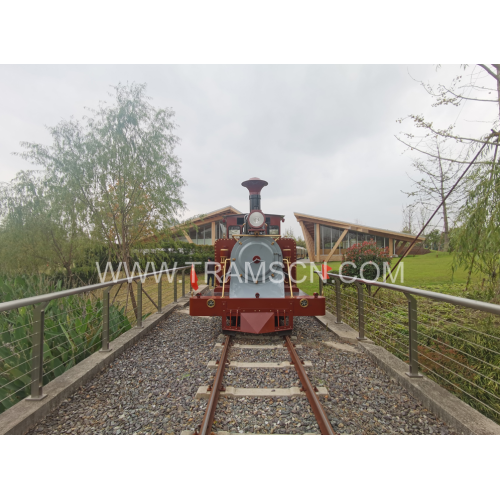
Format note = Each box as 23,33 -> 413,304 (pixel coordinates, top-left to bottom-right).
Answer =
0,266 -> 190,414
317,272 -> 500,424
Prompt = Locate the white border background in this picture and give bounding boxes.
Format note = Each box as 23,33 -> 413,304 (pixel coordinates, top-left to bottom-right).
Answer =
1,1 -> 498,498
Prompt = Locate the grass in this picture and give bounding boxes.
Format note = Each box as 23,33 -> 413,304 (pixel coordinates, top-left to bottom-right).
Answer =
0,271 -> 186,415
322,283 -> 500,424
296,251 -> 477,296
294,250 -> 500,424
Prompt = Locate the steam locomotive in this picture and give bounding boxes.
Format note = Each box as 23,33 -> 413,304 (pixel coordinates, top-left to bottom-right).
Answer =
189,178 -> 325,335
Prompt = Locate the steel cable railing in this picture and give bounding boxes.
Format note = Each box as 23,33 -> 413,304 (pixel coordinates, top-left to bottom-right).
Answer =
0,266 -> 190,414
319,272 -> 500,424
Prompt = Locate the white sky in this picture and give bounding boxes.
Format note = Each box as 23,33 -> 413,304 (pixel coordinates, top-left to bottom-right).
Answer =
1,0 -> 498,488
0,64 -> 494,238
0,3 -> 497,239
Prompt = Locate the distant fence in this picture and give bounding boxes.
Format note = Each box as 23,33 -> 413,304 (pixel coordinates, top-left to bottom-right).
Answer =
0,266 -> 190,414
318,273 -> 500,425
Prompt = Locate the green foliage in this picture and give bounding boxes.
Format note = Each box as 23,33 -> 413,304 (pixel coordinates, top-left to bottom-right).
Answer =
324,281 -> 500,424
50,266 -> 103,287
0,274 -> 131,413
11,82 -> 186,280
425,229 -> 441,250
297,251 -> 476,297
397,65 -> 500,287
341,240 -> 391,281
452,158 -> 500,287
133,239 -> 214,274
0,170 -> 90,278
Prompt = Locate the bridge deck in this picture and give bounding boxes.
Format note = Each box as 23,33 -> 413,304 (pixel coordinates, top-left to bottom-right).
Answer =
26,310 -> 459,435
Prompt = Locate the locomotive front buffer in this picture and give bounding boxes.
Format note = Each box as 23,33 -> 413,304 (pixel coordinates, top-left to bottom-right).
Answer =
190,177 -> 325,335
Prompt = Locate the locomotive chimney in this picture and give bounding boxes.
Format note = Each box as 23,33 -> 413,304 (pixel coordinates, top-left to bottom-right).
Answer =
241,177 -> 268,212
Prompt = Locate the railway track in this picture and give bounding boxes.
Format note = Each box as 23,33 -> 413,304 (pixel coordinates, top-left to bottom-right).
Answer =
196,334 -> 335,435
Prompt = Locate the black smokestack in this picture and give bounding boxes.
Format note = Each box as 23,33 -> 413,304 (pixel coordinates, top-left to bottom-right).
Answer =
241,178 -> 268,212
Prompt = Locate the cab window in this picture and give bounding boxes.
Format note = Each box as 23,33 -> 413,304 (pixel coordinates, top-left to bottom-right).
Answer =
228,225 -> 241,236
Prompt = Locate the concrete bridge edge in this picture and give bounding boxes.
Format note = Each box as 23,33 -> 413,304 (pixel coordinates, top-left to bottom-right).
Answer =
315,311 -> 500,435
0,286 -> 208,435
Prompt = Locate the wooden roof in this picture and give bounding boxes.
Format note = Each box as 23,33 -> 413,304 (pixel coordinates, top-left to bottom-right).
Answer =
294,212 -> 426,242
175,205 -> 243,228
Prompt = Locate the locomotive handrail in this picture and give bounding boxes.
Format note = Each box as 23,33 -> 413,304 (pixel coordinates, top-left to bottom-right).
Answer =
221,258 -> 229,298
283,258 -> 294,297
230,234 -> 282,240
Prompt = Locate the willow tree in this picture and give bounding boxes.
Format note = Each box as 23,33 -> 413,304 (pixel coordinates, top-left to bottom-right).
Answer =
452,145 -> 500,288
16,82 -> 186,313
0,170 -> 88,280
397,64 -> 500,285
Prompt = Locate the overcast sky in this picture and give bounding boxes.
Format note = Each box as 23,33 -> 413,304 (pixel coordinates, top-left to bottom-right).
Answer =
0,64 -> 490,237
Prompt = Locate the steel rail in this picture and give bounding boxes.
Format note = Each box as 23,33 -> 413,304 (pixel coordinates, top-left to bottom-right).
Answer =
284,336 -> 335,435
198,335 -> 231,435
0,266 -> 190,313
317,272 -> 500,317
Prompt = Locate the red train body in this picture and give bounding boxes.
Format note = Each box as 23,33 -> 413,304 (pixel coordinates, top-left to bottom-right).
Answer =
189,178 -> 325,335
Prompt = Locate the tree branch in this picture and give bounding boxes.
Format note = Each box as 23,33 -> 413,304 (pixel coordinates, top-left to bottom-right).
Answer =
478,64 -> 499,82
395,136 -> 491,164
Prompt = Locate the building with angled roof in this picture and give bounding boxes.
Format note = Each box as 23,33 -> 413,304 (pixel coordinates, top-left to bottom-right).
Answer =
172,205 -> 425,262
294,212 -> 426,263
175,206 -> 242,245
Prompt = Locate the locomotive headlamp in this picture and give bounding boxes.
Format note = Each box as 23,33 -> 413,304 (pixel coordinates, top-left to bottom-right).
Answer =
248,211 -> 265,228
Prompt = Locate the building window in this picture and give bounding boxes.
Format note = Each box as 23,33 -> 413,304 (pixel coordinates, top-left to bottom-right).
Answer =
320,225 -> 343,254
320,225 -> 331,252
204,224 -> 212,245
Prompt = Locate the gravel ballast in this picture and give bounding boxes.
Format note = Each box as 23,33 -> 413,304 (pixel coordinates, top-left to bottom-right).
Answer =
27,310 -> 460,435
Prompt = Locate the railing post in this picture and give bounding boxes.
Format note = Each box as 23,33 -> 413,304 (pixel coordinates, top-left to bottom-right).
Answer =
137,280 -> 142,328
405,293 -> 422,378
319,272 -> 324,296
174,270 -> 178,303
100,286 -> 113,352
182,268 -> 186,298
355,282 -> 366,341
158,273 -> 162,313
334,277 -> 342,324
27,301 -> 49,401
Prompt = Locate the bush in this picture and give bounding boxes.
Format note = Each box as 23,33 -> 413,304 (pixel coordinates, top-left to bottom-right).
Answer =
133,239 -> 214,274
341,240 -> 391,281
0,274 -> 131,413
49,266 -> 101,287
47,241 -> 215,287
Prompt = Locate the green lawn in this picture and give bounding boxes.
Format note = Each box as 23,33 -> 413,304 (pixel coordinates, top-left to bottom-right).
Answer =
296,251 -> 475,296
